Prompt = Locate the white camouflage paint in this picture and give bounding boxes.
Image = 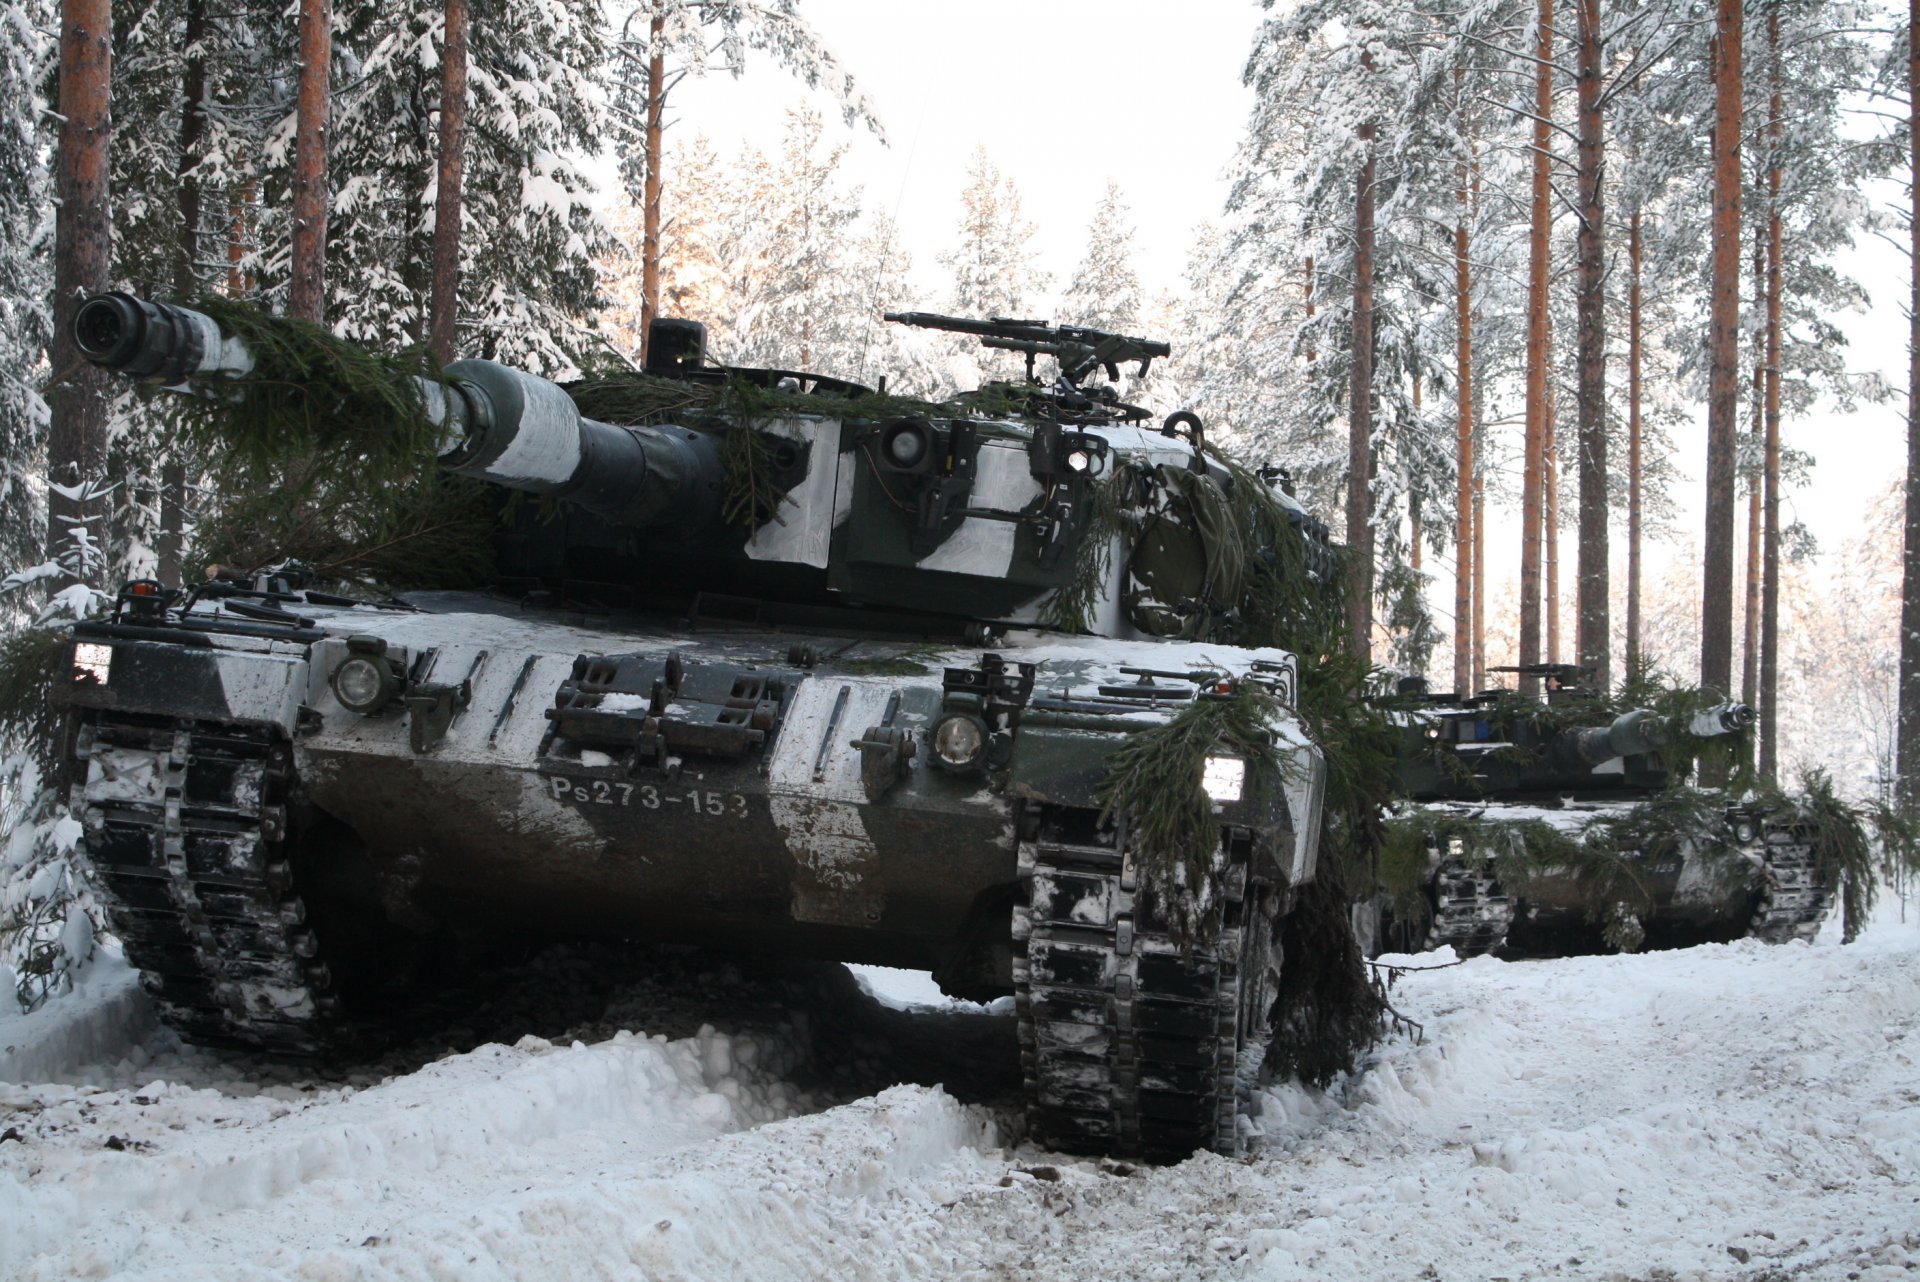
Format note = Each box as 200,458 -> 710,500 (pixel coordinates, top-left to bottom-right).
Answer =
480,369 -> 582,486
745,420 -> 841,569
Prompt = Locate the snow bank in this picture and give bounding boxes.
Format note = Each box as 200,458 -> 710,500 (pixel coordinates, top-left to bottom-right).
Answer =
0,952 -> 154,1087
0,1020 -> 841,1279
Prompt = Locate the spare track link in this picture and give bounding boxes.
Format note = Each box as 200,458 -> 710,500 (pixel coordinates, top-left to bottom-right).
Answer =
1750,831 -> 1832,944
73,711 -> 339,1054
1426,860 -> 1514,957
1014,828 -> 1245,1162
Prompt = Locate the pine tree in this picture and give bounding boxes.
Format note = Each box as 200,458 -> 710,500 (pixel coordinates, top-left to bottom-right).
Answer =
940,146 -> 1049,382
605,0 -> 881,360
0,2 -> 51,588
1060,180 -> 1142,334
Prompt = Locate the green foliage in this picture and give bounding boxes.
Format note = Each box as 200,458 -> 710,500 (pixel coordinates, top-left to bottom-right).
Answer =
190,470 -> 498,592
0,625 -> 69,772
1762,768 -> 1920,943
1267,875 -> 1385,1088
163,296 -> 451,477
1095,687 -> 1285,946
1037,468 -> 1131,634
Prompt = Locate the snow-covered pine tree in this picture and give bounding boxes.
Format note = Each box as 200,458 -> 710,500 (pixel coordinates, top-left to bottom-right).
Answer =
285,0 -> 610,374
0,0 -> 50,590
1059,180 -> 1142,335
605,0 -> 882,359
940,146 -> 1050,384
1228,0 -> 1514,672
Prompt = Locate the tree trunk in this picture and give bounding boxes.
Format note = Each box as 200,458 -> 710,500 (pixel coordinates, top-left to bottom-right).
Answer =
640,13 -> 666,364
1305,255 -> 1316,362
1410,373 -> 1423,574
1545,343 -> 1560,666
1454,114 -> 1474,699
1760,4 -> 1785,784
1627,209 -> 1643,676
159,0 -> 207,589
1902,0 -> 1920,814
289,0 -> 331,324
427,0 -> 470,364
1348,127 -> 1377,663
1573,0 -> 1609,691
227,181 -> 253,295
1701,0 -> 1744,710
1472,153 -> 1486,695
1743,226 -> 1765,709
1520,0 -> 1554,696
47,0 -> 112,578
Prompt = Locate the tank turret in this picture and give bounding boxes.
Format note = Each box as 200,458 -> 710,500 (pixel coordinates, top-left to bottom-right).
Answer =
75,292 -> 1336,640
57,291 -> 1355,1164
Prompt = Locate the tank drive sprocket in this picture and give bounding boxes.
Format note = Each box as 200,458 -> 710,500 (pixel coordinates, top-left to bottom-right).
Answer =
1749,830 -> 1831,944
73,711 -> 340,1054
1013,807 -> 1283,1161
1426,858 -> 1515,956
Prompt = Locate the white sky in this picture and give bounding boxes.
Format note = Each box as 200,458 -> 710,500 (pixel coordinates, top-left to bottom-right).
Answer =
666,0 -> 1907,598
668,0 -> 1262,311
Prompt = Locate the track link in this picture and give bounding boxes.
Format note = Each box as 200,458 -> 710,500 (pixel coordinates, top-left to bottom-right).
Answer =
1426,860 -> 1514,956
1014,817 -> 1275,1162
1749,829 -> 1832,944
73,712 -> 339,1054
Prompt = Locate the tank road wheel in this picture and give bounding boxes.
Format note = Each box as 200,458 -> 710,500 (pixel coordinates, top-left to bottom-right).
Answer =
74,711 -> 343,1055
1014,807 -> 1284,1162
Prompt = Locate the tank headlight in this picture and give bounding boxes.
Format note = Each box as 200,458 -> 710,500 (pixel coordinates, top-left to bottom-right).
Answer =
1201,755 -> 1245,802
931,713 -> 988,771
1447,836 -> 1465,858
73,642 -> 113,685
1066,448 -> 1092,473
878,419 -> 935,473
331,654 -> 399,714
1733,819 -> 1758,844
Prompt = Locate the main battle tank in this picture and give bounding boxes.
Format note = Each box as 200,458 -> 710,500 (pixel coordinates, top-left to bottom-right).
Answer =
58,294 -> 1343,1161
1361,665 -> 1831,958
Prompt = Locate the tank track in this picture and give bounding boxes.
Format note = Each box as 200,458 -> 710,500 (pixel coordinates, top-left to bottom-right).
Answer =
73,711 -> 340,1054
1749,830 -> 1832,944
1425,859 -> 1515,956
1013,817 -> 1277,1162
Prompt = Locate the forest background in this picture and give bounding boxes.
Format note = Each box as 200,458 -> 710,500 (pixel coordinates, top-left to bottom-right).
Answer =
1,0 -> 1916,991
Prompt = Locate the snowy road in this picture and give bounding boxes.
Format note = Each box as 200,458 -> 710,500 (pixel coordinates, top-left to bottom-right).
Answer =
3,910 -> 1916,1282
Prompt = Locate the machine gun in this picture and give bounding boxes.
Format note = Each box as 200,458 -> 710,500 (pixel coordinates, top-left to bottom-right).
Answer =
884,311 -> 1170,390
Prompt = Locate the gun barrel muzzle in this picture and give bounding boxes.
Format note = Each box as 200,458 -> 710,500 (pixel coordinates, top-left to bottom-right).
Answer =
73,291 -> 255,382
1689,703 -> 1756,737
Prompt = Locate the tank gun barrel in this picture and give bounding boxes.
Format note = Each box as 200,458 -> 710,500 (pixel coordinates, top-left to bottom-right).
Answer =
1559,701 -> 1756,768
72,291 -> 724,532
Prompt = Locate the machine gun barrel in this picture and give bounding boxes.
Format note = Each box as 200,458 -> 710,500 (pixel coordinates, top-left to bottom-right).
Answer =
884,310 -> 1170,385
72,292 -> 724,532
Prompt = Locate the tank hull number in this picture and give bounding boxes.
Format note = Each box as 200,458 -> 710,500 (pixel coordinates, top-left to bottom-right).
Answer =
549,776 -> 749,817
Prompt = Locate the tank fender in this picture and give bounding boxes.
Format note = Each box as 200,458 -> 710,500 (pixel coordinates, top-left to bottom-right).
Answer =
66,631 -> 309,733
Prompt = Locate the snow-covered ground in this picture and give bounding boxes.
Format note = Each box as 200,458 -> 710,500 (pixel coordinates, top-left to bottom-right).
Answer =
3,902 -> 1916,1282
